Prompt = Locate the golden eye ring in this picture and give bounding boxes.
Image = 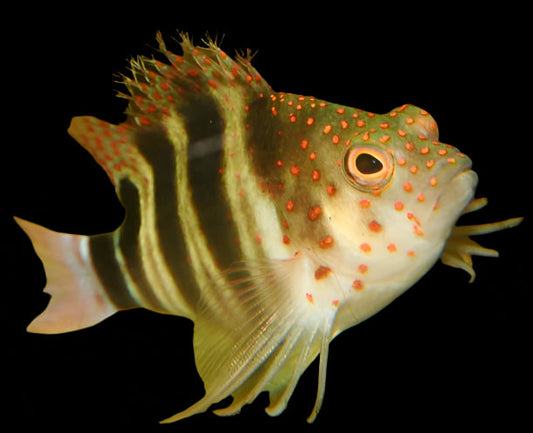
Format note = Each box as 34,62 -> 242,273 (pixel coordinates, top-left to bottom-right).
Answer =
343,146 -> 394,192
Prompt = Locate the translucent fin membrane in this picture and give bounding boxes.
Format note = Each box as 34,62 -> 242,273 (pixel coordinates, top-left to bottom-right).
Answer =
441,197 -> 523,282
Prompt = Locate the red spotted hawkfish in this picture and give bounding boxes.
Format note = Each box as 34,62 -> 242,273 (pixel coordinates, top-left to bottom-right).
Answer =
15,32 -> 523,423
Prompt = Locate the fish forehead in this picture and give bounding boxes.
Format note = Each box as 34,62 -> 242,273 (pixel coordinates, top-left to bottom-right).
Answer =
247,93 -> 469,202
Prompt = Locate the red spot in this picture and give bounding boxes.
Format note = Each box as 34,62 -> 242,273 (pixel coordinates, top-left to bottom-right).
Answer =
271,107 -> 278,116
332,134 -> 340,145
289,114 -> 297,123
352,279 -> 364,290
359,199 -> 371,208
387,243 -> 397,253
160,82 -> 171,91
312,169 -> 320,181
276,160 -> 283,167
368,220 -> 382,232
290,165 -> 300,175
309,152 -> 317,160
306,293 -> 314,304
394,201 -> 404,211
187,69 -> 201,77
336,108 -> 345,114
286,200 -> 295,211
306,117 -> 315,126
283,234 -> 291,244
231,64 -> 240,77
360,243 -> 372,253
314,266 -> 332,280
246,74 -> 253,84
254,234 -> 262,244
323,124 -> 333,134
300,139 -> 309,149
207,79 -> 218,89
413,225 -> 424,236
407,250 -> 416,257
332,299 -> 340,307
398,129 -> 407,137
358,264 -> 368,274
403,181 -> 413,192
327,185 -> 336,195
340,120 -> 349,129
319,236 -> 334,249
308,205 -> 322,221
139,116 -> 151,125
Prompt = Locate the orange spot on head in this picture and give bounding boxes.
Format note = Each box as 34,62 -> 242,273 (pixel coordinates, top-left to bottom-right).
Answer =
308,205 -> 322,221
314,265 -> 333,280
359,199 -> 371,208
352,279 -> 364,290
286,200 -> 294,211
319,236 -> 334,249
405,141 -> 415,151
387,243 -> 397,253
358,264 -> 368,274
368,220 -> 382,232
394,201 -> 404,211
360,243 -> 372,253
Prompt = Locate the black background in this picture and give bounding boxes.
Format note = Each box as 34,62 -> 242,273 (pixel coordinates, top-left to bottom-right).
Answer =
4,4 -> 531,431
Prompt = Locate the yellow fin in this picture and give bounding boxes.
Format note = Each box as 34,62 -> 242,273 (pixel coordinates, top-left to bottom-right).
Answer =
160,256 -> 338,423
442,216 -> 523,282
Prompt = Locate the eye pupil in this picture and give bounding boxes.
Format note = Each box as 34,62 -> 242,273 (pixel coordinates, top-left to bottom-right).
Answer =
356,153 -> 383,174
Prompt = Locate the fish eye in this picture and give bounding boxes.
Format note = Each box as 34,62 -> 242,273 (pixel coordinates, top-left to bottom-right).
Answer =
343,146 -> 393,191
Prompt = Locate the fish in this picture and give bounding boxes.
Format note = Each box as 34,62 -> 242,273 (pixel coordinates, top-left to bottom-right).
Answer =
14,32 -> 523,424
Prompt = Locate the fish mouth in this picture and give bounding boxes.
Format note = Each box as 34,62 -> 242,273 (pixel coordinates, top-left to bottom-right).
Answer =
434,167 -> 478,222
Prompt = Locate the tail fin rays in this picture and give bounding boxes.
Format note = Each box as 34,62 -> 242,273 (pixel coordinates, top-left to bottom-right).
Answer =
15,217 -> 117,334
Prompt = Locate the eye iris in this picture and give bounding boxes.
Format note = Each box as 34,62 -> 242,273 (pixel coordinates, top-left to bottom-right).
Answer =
356,153 -> 383,174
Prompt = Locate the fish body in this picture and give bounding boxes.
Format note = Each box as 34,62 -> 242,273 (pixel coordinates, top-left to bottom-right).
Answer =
15,33 -> 522,423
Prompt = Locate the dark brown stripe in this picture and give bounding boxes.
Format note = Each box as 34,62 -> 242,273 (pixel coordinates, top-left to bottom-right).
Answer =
89,233 -> 138,310
185,95 -> 242,269
134,126 -> 200,310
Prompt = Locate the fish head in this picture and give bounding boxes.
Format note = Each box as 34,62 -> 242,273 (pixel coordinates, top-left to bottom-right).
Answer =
326,104 -> 478,327
255,100 -> 478,328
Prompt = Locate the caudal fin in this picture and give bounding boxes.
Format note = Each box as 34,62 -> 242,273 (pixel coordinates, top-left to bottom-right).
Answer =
15,217 -> 117,334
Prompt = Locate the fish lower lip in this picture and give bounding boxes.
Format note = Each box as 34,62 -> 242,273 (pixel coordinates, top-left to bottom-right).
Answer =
437,169 -> 478,212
